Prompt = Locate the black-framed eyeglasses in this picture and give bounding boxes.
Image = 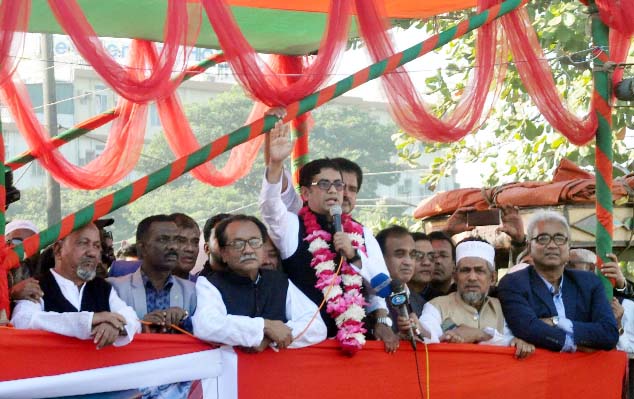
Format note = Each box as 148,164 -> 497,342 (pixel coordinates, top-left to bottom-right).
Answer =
532,233 -> 568,246
311,179 -> 345,192
225,238 -> 264,251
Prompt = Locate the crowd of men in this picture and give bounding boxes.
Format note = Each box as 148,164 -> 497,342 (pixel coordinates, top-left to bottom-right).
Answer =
3,115 -> 632,387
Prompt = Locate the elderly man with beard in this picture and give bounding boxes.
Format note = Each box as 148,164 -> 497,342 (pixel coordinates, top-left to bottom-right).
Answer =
418,238 -> 535,358
498,211 -> 619,352
11,223 -> 139,349
6,220 -> 44,305
194,215 -> 326,350
109,215 -> 196,334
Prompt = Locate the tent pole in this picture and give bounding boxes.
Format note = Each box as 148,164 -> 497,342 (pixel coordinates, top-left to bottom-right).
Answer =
589,0 -> 614,298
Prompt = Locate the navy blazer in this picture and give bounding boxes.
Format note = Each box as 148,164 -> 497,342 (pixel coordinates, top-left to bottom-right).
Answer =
498,266 -> 618,352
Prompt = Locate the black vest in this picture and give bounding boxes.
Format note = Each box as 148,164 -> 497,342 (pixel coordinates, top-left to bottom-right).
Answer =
40,269 -> 112,313
208,269 -> 288,322
281,213 -> 342,337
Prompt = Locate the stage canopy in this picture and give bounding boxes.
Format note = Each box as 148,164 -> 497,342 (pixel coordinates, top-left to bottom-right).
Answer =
27,0 -> 477,54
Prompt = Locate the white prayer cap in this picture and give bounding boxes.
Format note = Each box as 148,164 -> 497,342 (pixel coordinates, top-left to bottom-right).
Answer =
6,220 -> 39,236
456,240 -> 495,271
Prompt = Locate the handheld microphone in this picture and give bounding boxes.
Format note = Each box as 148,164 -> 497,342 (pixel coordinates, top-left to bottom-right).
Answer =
329,205 -> 343,232
389,279 -> 416,350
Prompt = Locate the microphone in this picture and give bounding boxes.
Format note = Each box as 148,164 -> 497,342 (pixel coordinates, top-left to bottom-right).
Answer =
389,279 -> 416,350
329,205 -> 343,232
369,274 -> 392,298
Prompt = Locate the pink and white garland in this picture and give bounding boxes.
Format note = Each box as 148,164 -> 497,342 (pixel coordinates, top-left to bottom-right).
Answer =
299,206 -> 367,354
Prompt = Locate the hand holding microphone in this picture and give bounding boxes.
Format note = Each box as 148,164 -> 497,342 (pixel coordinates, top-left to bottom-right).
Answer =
330,205 -> 357,260
389,280 -> 417,350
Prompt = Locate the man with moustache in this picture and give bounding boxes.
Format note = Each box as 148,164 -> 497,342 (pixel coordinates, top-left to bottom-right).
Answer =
171,213 -> 201,281
498,211 -> 619,352
6,220 -> 44,304
193,215 -> 326,350
260,119 -> 396,352
408,232 -> 443,303
109,215 -> 196,333
261,116 -> 398,352
417,238 -> 534,358
11,223 -> 139,348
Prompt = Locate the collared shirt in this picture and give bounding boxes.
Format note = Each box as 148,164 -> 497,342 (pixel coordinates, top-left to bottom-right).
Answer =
537,274 -> 576,352
141,271 -> 192,333
11,270 -> 140,345
141,272 -> 174,314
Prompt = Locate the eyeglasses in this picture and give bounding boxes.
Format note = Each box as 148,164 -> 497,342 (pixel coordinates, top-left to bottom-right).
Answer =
418,252 -> 436,261
225,238 -> 264,251
103,230 -> 113,240
410,250 -> 424,260
532,233 -> 568,246
311,179 -> 345,192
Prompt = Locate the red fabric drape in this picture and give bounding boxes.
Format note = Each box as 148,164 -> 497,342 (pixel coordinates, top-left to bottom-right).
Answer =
158,54 -> 311,186
354,0 -> 507,143
200,0 -> 351,106
610,30 -> 632,94
47,0 -> 200,103
0,0 -> 28,84
500,7 -> 597,145
0,41 -> 151,189
595,0 -> 634,36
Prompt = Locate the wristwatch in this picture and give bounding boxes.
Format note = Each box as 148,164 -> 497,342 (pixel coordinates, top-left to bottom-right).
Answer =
551,316 -> 559,326
376,316 -> 393,328
347,249 -> 361,264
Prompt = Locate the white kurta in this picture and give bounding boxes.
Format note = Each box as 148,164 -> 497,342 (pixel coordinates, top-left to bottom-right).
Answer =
260,168 -> 390,313
617,298 -> 634,353
11,269 -> 140,346
192,277 -> 327,348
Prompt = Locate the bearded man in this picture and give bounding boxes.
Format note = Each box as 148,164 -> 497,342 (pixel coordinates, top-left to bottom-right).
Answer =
12,223 -> 140,348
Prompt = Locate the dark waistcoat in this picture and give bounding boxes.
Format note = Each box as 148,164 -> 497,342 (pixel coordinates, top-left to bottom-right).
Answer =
40,269 -> 111,313
208,269 -> 288,322
281,213 -> 344,337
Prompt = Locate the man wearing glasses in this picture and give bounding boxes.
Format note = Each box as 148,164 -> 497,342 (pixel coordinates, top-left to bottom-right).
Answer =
193,215 -> 326,350
498,210 -> 619,352
260,118 -> 394,349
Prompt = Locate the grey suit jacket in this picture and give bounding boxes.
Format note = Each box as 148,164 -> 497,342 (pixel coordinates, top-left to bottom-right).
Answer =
107,268 -> 197,320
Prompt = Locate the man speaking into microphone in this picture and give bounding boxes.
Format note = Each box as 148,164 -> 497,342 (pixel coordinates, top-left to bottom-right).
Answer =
260,115 -> 394,353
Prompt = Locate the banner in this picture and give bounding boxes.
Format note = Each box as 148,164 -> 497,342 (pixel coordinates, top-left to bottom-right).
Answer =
0,329 -> 627,398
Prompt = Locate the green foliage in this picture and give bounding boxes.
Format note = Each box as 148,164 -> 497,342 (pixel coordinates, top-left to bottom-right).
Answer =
394,0 -> 634,188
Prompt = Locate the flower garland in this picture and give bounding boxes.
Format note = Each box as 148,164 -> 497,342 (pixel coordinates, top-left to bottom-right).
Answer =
299,206 -> 367,354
